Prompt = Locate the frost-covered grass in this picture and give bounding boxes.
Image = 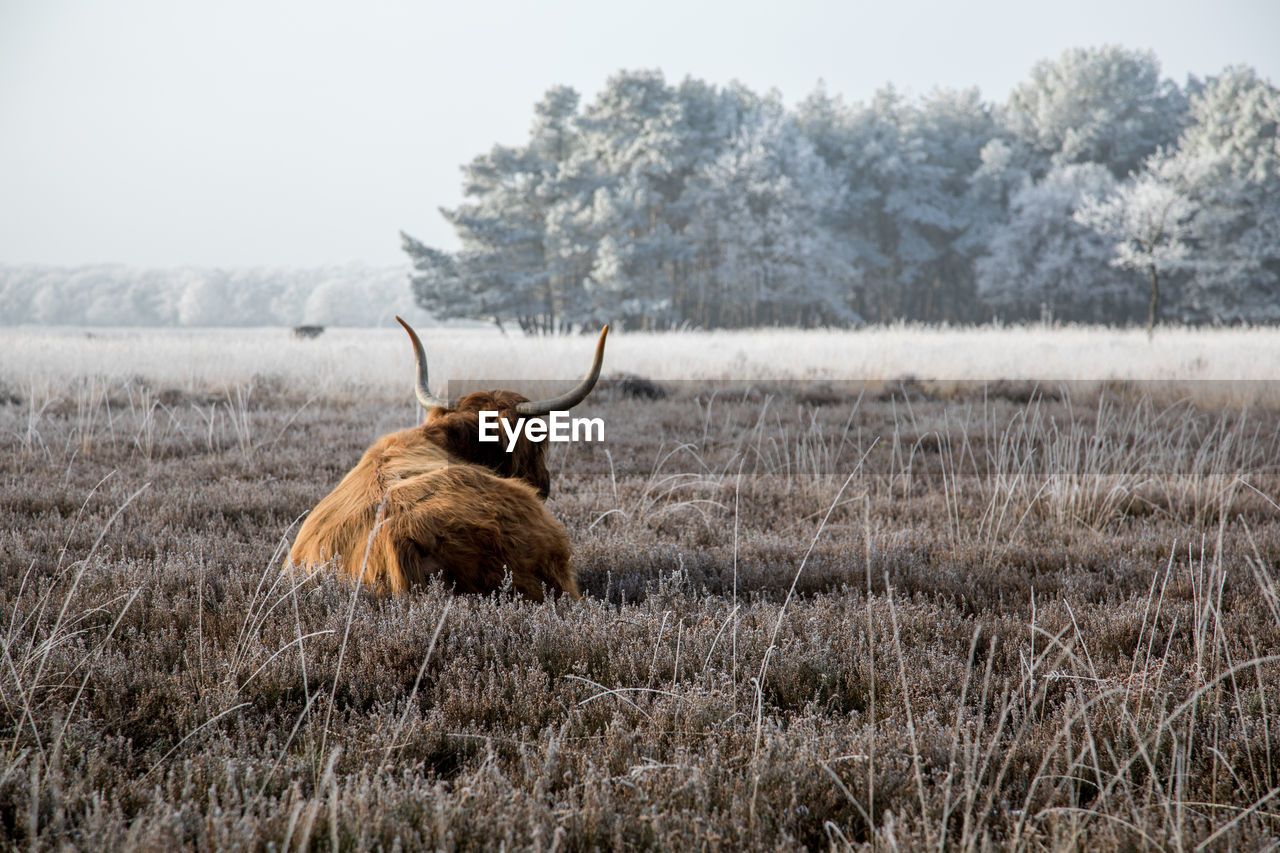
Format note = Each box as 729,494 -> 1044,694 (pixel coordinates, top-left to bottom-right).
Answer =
3,325 -> 1279,400
2,377 -> 1279,849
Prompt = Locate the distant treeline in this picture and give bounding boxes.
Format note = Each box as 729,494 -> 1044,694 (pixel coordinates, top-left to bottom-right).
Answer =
0,264 -> 417,326
405,46 -> 1280,333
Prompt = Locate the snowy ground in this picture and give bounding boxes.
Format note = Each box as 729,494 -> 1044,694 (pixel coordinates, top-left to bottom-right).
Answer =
3,324 -> 1279,398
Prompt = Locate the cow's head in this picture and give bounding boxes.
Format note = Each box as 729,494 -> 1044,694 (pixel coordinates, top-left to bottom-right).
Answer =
396,317 -> 608,499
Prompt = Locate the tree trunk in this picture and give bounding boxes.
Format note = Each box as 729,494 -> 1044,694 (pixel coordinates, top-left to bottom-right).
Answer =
1147,263 -> 1160,340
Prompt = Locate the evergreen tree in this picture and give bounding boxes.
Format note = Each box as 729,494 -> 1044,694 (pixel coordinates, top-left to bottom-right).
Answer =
979,163 -> 1137,323
1003,45 -> 1187,178
686,104 -> 856,327
1168,68 -> 1280,321
440,144 -> 558,332
399,55 -> 1274,332
574,71 -> 689,330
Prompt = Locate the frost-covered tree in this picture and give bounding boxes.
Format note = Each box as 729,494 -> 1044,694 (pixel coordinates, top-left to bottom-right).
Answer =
406,74 -> 755,332
439,143 -> 560,332
405,85 -> 596,334
685,105 -> 856,327
1,265 -> 416,326
979,164 -> 1136,322
404,233 -> 466,321
796,86 -> 997,322
1074,157 -> 1195,334
1004,45 -> 1187,178
569,72 -> 676,329
896,88 -> 1003,321
519,86 -> 596,330
804,87 -> 904,321
965,138 -> 1032,260
1165,67 -> 1280,322
673,81 -> 791,327
176,269 -> 228,325
400,57 -> 1277,331
574,71 -> 735,330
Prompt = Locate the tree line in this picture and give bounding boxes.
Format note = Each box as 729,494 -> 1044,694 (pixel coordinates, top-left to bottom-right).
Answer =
404,46 -> 1280,333
0,264 -> 418,327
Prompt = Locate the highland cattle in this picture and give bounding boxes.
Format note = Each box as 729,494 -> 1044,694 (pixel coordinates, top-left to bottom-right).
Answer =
287,317 -> 607,600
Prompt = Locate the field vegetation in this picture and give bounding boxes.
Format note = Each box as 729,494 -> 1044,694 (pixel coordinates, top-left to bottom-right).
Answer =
2,328 -> 1279,849
6,324 -> 1280,391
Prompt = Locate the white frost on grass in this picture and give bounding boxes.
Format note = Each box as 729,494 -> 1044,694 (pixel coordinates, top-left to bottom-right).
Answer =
1,325 -> 1278,398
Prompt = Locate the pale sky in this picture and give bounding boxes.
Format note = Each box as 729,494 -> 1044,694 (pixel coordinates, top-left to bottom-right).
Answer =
1,0 -> 1277,268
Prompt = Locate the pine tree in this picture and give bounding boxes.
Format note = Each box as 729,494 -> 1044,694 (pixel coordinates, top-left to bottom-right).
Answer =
1003,45 -> 1187,178
574,71 -> 686,330
977,164 -> 1136,323
1168,67 -> 1280,322
686,104 -> 856,327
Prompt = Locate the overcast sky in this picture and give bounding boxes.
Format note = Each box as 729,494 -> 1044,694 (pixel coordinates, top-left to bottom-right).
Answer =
1,0 -> 1277,268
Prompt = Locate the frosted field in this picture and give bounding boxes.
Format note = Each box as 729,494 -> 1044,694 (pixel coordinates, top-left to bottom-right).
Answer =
2,324 -> 1279,398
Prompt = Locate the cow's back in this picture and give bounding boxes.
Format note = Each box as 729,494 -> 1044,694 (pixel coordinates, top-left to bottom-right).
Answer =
287,428 -> 577,599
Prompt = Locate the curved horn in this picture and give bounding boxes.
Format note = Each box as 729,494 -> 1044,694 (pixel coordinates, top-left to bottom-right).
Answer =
515,326 -> 609,416
396,316 -> 452,411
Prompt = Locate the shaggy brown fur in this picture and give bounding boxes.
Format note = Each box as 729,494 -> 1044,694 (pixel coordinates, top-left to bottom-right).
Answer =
288,391 -> 578,600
